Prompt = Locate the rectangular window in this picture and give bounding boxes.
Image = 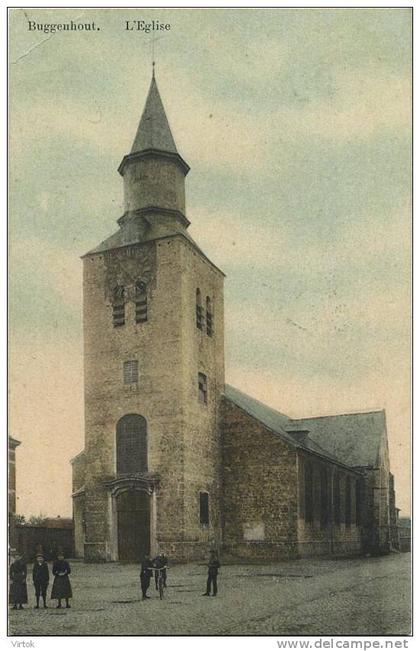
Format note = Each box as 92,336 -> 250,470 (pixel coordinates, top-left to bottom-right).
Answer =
320,467 -> 329,529
123,360 -> 138,385
304,461 -> 313,524
355,479 -> 363,527
345,477 -> 352,527
199,492 -> 209,525
334,475 -> 341,525
198,373 -> 208,404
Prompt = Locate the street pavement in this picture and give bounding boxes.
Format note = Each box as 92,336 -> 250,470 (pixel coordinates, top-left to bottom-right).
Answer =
8,552 -> 411,636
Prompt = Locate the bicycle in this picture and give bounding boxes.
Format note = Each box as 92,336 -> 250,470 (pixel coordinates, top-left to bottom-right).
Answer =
155,566 -> 168,600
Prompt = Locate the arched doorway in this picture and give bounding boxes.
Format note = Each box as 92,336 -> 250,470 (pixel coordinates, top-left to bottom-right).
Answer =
116,489 -> 150,561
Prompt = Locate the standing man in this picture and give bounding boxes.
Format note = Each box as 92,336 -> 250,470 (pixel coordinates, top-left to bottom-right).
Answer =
32,553 -> 49,609
140,553 -> 153,600
202,549 -> 220,597
152,551 -> 168,590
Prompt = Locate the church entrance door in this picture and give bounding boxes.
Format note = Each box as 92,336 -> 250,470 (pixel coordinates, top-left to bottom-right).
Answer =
116,490 -> 150,561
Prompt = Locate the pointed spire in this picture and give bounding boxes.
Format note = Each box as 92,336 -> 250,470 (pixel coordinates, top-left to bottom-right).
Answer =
130,73 -> 178,155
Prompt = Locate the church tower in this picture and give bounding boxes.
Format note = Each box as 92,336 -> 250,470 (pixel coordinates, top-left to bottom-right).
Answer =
72,71 -> 225,562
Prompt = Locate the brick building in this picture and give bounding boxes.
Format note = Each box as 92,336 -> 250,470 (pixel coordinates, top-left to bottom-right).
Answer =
72,72 -> 399,562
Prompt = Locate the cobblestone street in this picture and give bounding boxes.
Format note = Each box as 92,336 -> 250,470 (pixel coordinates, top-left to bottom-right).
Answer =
9,552 -> 411,637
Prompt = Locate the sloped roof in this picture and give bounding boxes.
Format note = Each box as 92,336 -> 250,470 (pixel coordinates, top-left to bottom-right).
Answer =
223,385 -> 342,464
224,384 -> 292,436
290,410 -> 386,467
223,385 -> 385,468
131,74 -> 178,155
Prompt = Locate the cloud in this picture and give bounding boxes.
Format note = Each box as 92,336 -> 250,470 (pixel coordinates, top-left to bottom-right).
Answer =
9,236 -> 83,312
271,71 -> 411,144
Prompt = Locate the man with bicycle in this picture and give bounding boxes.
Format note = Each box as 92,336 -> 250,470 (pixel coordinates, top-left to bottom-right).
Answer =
152,551 -> 168,591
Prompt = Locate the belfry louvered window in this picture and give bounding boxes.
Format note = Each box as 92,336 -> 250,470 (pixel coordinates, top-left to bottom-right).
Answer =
196,289 -> 204,330
112,285 -> 125,327
116,414 -> 147,474
135,280 -> 148,324
206,296 -> 213,336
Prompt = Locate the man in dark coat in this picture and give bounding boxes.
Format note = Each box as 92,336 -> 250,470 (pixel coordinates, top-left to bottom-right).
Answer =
32,553 -> 49,608
152,551 -> 168,590
51,552 -> 72,608
9,553 -> 28,609
140,553 -> 153,600
203,550 -> 220,597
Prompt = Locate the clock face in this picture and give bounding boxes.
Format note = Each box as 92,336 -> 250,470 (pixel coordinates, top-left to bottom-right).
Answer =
103,242 -> 156,302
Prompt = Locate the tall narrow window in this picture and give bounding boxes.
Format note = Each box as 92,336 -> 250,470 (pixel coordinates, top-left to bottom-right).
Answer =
206,296 -> 213,336
345,476 -> 352,526
355,479 -> 363,527
198,373 -> 208,405
320,467 -> 329,529
116,414 -> 147,474
334,474 -> 341,525
304,461 -> 313,524
196,289 -> 204,330
123,360 -> 138,385
113,285 -> 125,327
135,280 -> 148,324
199,492 -> 209,525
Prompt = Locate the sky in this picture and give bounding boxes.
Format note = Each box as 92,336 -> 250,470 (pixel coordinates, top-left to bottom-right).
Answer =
8,7 -> 411,518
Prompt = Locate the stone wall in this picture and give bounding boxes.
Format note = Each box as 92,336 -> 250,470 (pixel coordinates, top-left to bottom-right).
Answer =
82,233 -> 224,561
221,398 -> 298,560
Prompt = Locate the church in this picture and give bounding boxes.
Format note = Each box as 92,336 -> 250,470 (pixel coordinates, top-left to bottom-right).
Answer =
71,71 -> 399,563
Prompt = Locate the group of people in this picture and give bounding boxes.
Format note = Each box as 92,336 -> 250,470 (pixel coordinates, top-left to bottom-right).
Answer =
10,548 -> 221,608
140,549 -> 221,600
9,551 -> 72,610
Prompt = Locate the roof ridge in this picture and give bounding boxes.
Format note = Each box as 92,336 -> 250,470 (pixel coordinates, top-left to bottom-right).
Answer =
292,408 -> 385,421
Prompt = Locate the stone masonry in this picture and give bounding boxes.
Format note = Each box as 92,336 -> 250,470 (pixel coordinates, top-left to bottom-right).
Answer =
71,70 -> 400,563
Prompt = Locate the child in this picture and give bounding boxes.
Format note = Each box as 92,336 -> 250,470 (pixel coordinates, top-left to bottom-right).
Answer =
32,553 -> 49,608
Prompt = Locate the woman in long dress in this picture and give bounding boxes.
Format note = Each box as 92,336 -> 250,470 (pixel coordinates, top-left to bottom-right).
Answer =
51,552 -> 72,608
9,553 -> 28,609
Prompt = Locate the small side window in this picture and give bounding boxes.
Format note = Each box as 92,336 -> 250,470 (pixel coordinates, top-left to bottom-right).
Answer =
199,492 -> 209,525
206,297 -> 213,336
196,289 -> 204,330
198,373 -> 208,405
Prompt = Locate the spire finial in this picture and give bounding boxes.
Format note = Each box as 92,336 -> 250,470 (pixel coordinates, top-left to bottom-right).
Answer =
152,60 -> 155,78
